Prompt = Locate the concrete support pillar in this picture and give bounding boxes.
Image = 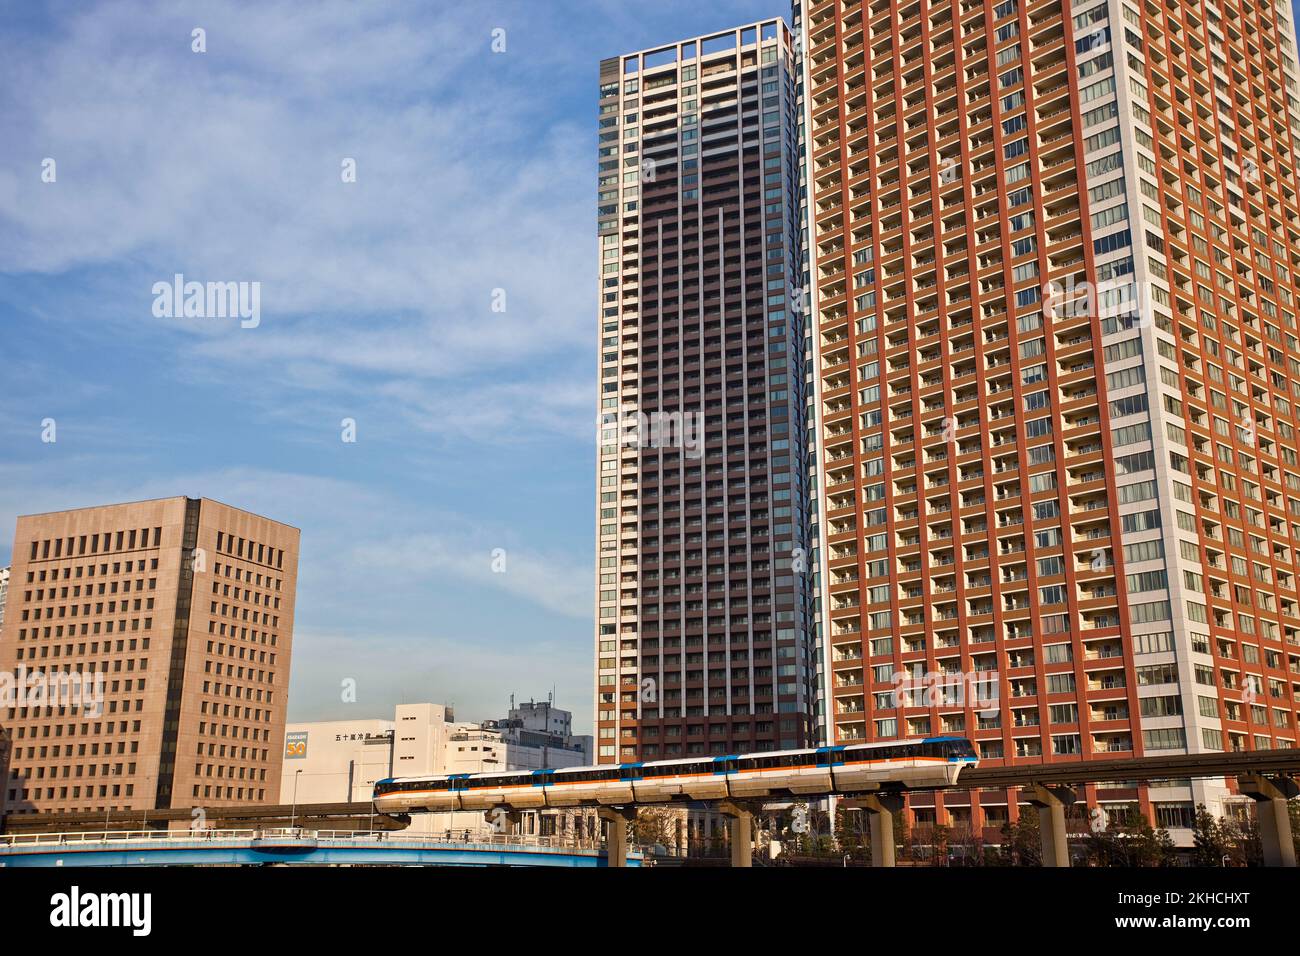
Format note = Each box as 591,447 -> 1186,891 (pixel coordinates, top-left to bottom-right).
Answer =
1027,785 -> 1076,868
597,807 -> 637,868
860,793 -> 905,868
717,800 -> 755,868
1238,774 -> 1298,868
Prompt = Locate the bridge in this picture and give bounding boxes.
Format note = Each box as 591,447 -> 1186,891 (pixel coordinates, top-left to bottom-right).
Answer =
4,751 -> 1295,869
952,749 -> 1300,870
483,749 -> 1300,869
391,750 -> 1300,869
0,828 -> 642,868
0,801 -> 410,835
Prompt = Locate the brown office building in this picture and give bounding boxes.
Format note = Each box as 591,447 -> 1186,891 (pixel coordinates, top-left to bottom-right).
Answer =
0,497 -> 299,816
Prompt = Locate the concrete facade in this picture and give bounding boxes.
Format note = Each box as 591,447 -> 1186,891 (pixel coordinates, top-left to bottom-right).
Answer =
280,699 -> 593,838
0,497 -> 299,816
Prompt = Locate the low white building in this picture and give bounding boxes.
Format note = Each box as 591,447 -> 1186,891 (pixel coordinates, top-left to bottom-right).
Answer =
281,698 -> 593,838
281,718 -> 397,805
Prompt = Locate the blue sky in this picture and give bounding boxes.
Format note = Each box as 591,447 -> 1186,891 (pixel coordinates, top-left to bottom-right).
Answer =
0,0 -> 778,732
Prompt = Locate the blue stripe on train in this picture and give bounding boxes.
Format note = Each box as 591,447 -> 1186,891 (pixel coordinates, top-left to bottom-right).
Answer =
816,745 -> 847,767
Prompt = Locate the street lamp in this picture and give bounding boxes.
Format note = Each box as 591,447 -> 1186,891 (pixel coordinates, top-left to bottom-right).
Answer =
354,750 -> 377,837
103,766 -> 121,833
138,772 -> 155,829
290,768 -> 303,833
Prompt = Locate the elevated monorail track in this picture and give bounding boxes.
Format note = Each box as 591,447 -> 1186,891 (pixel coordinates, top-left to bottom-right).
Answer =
960,748 -> 1300,788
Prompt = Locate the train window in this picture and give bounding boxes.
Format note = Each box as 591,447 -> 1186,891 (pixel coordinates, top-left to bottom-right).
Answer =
559,769 -> 614,783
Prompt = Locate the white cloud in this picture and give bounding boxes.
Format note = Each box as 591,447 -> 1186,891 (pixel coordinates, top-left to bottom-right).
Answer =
0,0 -> 595,443
350,530 -> 592,621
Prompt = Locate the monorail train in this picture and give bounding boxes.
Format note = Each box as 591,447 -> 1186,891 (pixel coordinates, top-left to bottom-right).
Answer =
373,736 -> 978,813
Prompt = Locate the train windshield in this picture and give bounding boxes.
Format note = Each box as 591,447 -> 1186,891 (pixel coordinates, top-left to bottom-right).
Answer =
944,739 -> 977,758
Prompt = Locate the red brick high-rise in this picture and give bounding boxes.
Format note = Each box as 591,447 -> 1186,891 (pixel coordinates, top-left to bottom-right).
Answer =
798,0 -> 1300,836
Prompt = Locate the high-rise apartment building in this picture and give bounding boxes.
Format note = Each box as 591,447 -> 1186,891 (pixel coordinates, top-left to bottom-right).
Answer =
0,497 -> 299,816
800,0 -> 1300,827
594,20 -> 819,763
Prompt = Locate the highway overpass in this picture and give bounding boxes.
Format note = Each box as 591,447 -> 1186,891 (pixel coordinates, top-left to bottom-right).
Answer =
0,829 -> 641,868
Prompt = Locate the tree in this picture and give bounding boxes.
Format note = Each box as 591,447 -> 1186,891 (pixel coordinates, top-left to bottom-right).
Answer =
895,814 -> 915,864
998,811 -> 1042,866
1220,813 -> 1262,867
948,821 -> 987,866
1126,818 -> 1178,867
928,823 -> 952,867
835,806 -> 867,859
632,807 -> 675,849
1190,804 -> 1230,866
1082,820 -> 1124,867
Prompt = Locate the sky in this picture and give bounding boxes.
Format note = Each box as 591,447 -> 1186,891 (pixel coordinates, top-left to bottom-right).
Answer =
0,0 -> 779,733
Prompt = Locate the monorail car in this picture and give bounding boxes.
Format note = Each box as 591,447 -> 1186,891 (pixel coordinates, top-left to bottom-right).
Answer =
372,736 -> 977,813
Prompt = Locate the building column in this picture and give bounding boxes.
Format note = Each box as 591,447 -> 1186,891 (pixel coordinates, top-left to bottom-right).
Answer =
1237,773 -> 1298,868
1027,785 -> 1076,868
597,807 -> 637,868
860,793 -> 905,868
717,800 -> 755,868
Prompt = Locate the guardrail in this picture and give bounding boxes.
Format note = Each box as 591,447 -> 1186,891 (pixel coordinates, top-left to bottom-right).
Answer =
0,828 -> 610,854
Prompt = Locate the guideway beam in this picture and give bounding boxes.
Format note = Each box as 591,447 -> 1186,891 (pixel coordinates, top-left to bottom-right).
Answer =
597,807 -> 637,868
860,793 -> 905,868
1027,784 -> 1077,868
717,800 -> 758,868
1237,773 -> 1298,868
